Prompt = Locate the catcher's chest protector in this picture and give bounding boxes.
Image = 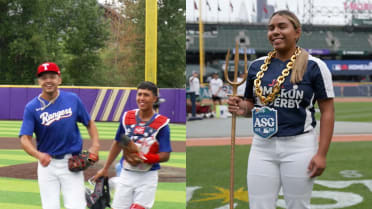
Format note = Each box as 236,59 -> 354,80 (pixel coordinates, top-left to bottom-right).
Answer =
122,109 -> 169,171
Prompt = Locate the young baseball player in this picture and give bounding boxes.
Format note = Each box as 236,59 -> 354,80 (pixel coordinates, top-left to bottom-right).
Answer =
19,62 -> 100,209
94,81 -> 172,209
228,10 -> 334,209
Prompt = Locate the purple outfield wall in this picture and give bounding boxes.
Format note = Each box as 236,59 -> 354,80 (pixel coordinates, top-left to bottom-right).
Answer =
0,86 -> 186,123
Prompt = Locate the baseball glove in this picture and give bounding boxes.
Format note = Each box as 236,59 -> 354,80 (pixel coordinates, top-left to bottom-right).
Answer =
118,134 -> 138,153
118,134 -> 143,165
68,151 -> 99,172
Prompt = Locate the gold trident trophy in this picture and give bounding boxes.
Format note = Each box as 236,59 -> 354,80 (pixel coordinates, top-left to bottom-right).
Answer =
224,42 -> 248,209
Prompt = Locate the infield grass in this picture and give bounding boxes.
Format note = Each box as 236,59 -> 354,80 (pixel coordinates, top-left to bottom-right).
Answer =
187,142 -> 372,209
0,121 -> 185,208
0,120 -> 186,141
0,148 -> 186,208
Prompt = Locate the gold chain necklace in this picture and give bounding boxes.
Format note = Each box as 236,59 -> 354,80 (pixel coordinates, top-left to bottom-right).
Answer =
254,47 -> 301,105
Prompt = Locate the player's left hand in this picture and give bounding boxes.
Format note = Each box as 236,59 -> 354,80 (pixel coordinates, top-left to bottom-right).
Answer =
124,152 -> 143,166
308,154 -> 326,178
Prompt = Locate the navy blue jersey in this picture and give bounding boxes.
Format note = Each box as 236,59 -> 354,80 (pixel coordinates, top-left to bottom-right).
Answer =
19,90 -> 91,156
244,54 -> 334,137
115,110 -> 172,171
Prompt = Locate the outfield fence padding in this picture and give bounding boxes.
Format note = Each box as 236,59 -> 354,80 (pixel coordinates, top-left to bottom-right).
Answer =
0,86 -> 186,123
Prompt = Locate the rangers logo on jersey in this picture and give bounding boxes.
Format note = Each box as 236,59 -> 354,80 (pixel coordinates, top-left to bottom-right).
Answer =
40,107 -> 73,126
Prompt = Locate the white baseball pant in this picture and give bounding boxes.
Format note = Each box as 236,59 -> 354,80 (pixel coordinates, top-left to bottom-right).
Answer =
37,154 -> 86,209
247,131 -> 318,209
112,169 -> 158,209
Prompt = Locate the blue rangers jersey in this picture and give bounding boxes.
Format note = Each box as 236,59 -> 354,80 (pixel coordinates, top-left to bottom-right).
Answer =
19,90 -> 91,156
115,109 -> 171,171
245,54 -> 334,137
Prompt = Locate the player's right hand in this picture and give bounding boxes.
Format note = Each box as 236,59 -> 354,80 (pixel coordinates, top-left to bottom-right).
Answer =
92,168 -> 109,182
88,144 -> 100,157
37,152 -> 51,167
227,96 -> 246,115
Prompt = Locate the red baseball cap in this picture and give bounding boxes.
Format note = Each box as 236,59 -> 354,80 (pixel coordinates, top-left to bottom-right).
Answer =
37,62 -> 61,77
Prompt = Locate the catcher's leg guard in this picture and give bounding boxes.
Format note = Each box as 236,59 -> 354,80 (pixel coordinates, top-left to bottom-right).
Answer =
130,203 -> 146,209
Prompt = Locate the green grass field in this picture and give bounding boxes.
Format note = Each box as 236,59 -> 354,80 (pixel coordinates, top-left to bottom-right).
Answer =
0,101 -> 371,208
0,152 -> 185,209
0,120 -> 186,140
0,121 -> 185,209
314,102 -> 372,122
187,142 -> 372,209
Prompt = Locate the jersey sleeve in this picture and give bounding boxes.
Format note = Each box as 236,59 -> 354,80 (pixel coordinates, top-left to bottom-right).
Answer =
311,59 -> 335,100
76,96 -> 91,126
157,125 -> 172,153
114,120 -> 126,142
19,106 -> 35,137
244,65 -> 256,99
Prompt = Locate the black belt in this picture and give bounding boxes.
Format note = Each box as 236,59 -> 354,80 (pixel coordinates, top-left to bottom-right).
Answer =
51,154 -> 65,159
51,152 -> 80,159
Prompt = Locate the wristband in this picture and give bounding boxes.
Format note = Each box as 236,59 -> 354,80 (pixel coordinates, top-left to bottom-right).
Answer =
143,153 -> 160,164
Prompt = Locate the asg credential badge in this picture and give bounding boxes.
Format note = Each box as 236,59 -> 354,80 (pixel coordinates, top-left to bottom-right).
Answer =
252,106 -> 278,138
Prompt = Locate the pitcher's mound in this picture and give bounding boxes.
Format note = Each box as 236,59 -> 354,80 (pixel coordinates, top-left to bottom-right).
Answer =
0,162 -> 185,182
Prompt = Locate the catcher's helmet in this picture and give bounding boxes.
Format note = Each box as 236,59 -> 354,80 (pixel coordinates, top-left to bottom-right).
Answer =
86,177 -> 111,209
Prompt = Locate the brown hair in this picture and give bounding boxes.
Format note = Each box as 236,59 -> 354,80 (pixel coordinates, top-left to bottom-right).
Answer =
270,10 -> 309,84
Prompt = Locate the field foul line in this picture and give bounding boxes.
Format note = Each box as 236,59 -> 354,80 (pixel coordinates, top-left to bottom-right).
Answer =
186,134 -> 372,147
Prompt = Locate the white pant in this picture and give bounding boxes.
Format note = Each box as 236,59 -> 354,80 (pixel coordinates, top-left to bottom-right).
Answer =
37,154 -> 86,209
112,169 -> 158,209
247,131 -> 318,209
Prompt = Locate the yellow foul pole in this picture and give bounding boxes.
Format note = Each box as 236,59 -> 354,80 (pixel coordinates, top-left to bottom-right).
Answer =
145,0 -> 158,84
198,0 -> 205,83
